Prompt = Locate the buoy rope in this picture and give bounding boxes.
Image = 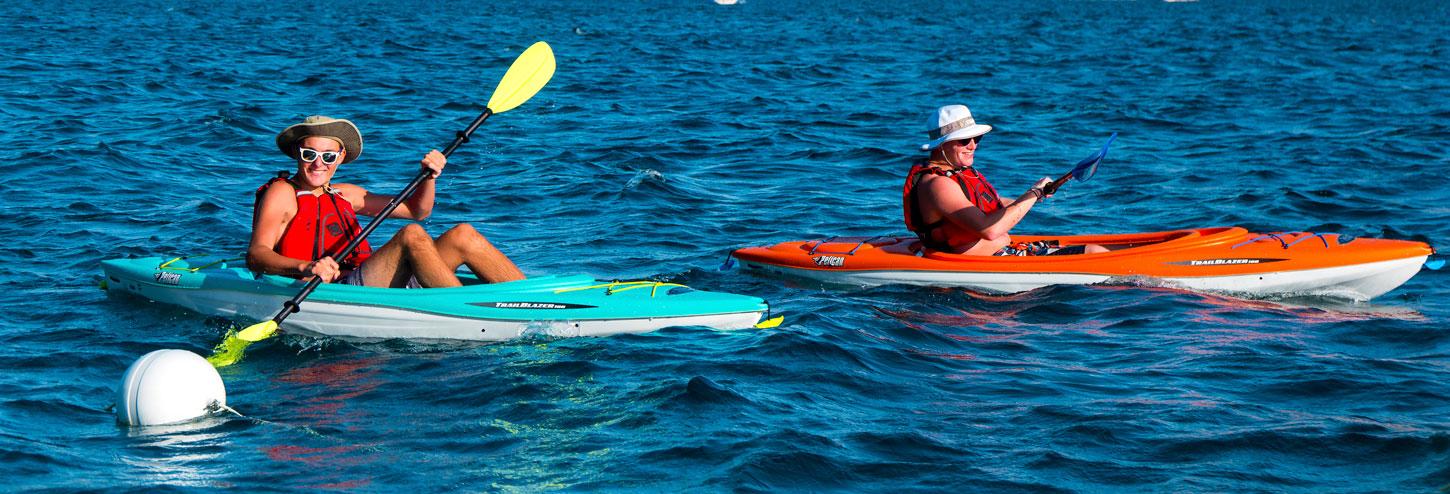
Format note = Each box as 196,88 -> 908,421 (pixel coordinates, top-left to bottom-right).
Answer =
206,401 -> 383,451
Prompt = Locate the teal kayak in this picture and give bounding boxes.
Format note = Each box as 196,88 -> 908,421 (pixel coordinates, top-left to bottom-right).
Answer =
100,256 -> 773,341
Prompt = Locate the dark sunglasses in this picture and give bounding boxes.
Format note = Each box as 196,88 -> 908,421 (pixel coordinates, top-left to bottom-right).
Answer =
299,147 -> 342,165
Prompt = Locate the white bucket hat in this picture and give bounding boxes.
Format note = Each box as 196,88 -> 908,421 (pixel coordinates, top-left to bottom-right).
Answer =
920,104 -> 993,151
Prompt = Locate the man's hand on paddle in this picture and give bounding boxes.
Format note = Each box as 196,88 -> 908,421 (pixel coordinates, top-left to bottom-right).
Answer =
300,257 -> 342,283
421,149 -> 446,179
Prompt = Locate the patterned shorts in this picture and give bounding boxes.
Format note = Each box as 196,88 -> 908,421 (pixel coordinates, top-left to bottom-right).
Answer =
994,241 -> 1088,257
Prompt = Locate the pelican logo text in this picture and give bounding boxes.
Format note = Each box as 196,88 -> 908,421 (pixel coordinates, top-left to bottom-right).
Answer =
154,272 -> 182,285
813,256 -> 846,267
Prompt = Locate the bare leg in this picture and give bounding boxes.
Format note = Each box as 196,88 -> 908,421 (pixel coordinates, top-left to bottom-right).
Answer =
434,223 -> 526,283
359,224 -> 463,288
960,235 -> 1012,256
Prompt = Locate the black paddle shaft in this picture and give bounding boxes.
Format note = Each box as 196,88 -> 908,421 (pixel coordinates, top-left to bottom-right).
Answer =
1042,172 -> 1073,196
268,107 -> 496,324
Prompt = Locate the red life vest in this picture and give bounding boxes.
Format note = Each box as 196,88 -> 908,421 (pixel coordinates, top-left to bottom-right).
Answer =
255,174 -> 372,271
902,160 -> 1004,250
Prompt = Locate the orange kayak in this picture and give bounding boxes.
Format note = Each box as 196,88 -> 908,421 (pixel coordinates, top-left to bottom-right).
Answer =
731,227 -> 1435,300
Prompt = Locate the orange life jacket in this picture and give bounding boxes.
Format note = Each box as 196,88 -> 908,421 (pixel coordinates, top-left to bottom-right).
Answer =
902,160 -> 1004,250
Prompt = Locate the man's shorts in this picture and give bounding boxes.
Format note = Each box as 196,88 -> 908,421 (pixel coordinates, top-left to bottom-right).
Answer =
337,263 -> 423,288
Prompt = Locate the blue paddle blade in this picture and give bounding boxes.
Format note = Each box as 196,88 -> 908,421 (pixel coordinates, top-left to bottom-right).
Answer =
1040,133 -> 1119,197
1071,132 -> 1117,182
1073,131 -> 1113,181
1426,258 -> 1445,270
719,253 -> 737,271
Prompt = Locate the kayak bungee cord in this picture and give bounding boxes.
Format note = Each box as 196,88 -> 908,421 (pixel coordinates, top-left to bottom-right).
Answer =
553,280 -> 686,297
159,256 -> 244,273
1229,232 -> 1334,250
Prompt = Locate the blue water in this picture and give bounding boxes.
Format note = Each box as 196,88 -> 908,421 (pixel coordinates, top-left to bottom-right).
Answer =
4,0 -> 1449,491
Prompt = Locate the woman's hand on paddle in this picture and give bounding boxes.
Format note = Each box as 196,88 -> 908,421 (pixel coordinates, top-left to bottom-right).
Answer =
1031,177 -> 1054,200
300,257 -> 341,283
421,150 -> 446,179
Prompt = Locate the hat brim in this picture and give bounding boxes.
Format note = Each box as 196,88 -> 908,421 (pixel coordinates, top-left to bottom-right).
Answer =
276,119 -> 364,164
920,124 -> 993,151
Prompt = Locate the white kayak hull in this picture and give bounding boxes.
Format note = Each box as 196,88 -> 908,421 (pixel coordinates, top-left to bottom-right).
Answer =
741,255 -> 1427,301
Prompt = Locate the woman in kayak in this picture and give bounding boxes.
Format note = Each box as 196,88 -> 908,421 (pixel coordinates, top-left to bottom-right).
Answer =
903,104 -> 1106,256
247,115 -> 526,288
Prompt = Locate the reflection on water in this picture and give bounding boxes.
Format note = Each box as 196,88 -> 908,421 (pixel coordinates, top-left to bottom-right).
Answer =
256,355 -> 391,489
274,356 -> 386,428
868,283 -> 1429,372
263,444 -> 377,490
1183,289 -> 1425,324
874,305 -> 1024,332
119,416 -> 232,488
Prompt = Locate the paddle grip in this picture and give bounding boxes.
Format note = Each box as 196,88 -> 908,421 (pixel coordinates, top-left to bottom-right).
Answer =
266,108 -> 497,325
1042,172 -> 1072,196
443,108 -> 494,157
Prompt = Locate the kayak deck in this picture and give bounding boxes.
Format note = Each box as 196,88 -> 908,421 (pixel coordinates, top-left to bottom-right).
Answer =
732,227 -> 1433,300
101,256 -> 770,341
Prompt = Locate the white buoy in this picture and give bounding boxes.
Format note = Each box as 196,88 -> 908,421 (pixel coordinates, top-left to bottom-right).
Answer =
117,349 -> 226,426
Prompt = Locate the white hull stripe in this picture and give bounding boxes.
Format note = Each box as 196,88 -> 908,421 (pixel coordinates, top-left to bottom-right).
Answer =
741,256 -> 1427,301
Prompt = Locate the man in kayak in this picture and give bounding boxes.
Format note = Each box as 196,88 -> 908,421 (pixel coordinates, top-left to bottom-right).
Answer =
903,104 -> 1107,256
247,115 -> 526,287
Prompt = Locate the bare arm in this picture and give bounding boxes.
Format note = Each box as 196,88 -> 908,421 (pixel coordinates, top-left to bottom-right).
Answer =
920,175 -> 1051,241
350,150 -> 444,220
349,181 -> 433,220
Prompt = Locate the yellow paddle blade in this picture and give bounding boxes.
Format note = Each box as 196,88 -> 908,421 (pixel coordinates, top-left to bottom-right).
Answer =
486,41 -> 556,114
754,316 -> 784,329
237,320 -> 279,342
206,328 -> 253,367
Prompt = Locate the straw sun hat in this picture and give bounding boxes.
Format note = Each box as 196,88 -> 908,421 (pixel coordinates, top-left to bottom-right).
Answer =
275,115 -> 364,164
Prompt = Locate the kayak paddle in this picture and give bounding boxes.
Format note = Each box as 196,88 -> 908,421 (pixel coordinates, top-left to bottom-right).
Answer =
206,41 -> 557,367
1042,133 -> 1117,196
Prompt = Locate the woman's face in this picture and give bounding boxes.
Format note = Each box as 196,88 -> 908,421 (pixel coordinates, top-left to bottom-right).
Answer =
941,136 -> 979,168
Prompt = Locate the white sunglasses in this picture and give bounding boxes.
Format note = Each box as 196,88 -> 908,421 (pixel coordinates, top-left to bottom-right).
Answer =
298,147 -> 343,165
